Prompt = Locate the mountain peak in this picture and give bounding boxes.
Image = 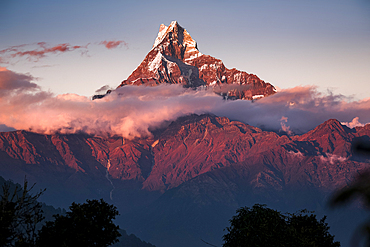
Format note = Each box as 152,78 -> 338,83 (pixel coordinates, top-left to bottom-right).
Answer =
119,21 -> 276,99
302,119 -> 348,137
152,21 -> 201,62
297,119 -> 355,154
152,23 -> 169,48
319,119 -> 349,132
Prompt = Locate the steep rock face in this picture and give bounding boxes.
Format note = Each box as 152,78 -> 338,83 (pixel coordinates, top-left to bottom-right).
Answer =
0,131 -> 151,198
118,21 -> 276,100
107,138 -> 153,181
119,21 -> 204,88
144,114 -> 288,191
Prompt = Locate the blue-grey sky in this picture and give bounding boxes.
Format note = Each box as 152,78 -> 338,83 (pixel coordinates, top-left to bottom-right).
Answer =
1,0 -> 369,99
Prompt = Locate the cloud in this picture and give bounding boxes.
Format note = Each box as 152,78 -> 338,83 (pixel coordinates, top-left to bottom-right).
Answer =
0,67 -> 39,96
0,124 -> 16,132
319,153 -> 347,164
0,42 -> 89,63
0,44 -> 28,55
211,86 -> 370,133
280,116 -> 293,135
287,150 -> 304,158
95,85 -> 113,94
99,40 -> 128,49
31,64 -> 59,69
0,40 -> 128,64
1,68 -> 370,139
0,68 -> 219,138
341,117 -> 364,128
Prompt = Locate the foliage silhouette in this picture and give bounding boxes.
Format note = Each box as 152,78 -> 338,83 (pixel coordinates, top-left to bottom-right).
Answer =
0,177 -> 45,247
37,198 -> 121,247
223,204 -> 340,247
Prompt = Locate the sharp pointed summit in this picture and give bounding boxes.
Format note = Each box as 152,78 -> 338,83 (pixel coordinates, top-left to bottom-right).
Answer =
118,21 -> 276,100
152,21 -> 201,62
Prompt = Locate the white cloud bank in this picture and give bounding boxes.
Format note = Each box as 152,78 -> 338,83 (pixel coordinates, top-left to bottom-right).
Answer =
1,67 -> 370,139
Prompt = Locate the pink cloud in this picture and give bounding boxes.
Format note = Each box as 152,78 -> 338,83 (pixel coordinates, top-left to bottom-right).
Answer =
1,68 -> 370,138
12,43 -> 88,60
341,117 -> 366,129
0,42 -> 89,63
212,86 -> 370,133
99,40 -> 128,49
0,40 -> 128,64
0,67 -> 39,96
0,44 -> 28,55
0,68 -> 218,138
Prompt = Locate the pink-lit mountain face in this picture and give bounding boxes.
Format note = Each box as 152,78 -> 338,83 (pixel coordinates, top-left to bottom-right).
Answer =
0,117 -> 368,247
118,21 -> 276,100
0,115 -> 368,194
0,114 -> 369,247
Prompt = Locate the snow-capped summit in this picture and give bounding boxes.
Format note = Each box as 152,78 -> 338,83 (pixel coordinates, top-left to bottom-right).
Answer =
152,21 -> 201,62
152,24 -> 168,48
119,21 -> 276,99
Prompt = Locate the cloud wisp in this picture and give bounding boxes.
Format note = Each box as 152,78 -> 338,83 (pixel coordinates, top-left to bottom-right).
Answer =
0,40 -> 128,64
0,68 -> 369,139
99,40 -> 128,49
0,42 -> 89,62
95,85 -> 113,94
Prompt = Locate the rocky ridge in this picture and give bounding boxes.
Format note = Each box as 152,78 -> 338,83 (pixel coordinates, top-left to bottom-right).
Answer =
0,115 -> 368,194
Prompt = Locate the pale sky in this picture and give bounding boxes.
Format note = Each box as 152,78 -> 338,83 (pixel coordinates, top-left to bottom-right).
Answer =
1,0 -> 369,100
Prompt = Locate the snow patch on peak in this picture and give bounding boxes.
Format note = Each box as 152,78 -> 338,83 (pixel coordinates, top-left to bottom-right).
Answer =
148,52 -> 163,72
153,24 -> 169,48
184,52 -> 203,62
159,24 -> 167,33
169,20 -> 178,28
152,21 -> 180,48
152,21 -> 202,63
152,140 -> 159,147
252,95 -> 265,100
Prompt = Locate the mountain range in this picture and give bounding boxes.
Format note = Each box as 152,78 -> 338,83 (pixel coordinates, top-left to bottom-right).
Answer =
0,114 -> 369,246
1,21 -> 369,247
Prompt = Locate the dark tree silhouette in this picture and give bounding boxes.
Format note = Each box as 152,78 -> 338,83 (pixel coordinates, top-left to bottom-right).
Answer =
223,204 -> 340,247
0,178 -> 45,247
37,198 -> 121,247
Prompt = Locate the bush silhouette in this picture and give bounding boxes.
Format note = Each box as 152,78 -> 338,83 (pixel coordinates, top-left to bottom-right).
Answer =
37,199 -> 121,247
223,204 -> 340,247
